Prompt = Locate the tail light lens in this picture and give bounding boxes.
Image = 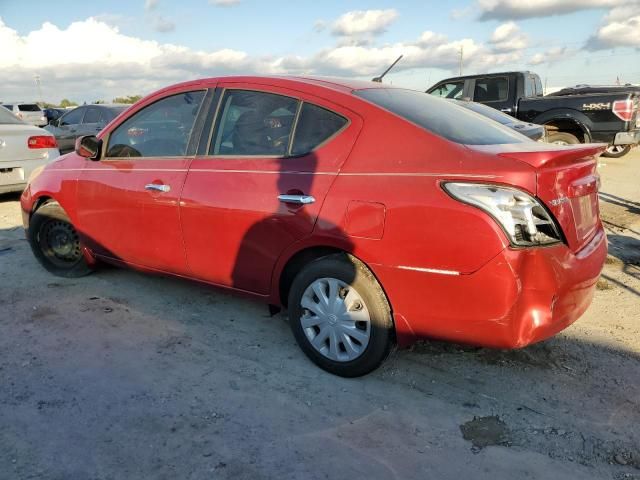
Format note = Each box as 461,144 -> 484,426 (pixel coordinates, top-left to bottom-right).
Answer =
28,135 -> 57,149
443,183 -> 563,247
612,99 -> 635,122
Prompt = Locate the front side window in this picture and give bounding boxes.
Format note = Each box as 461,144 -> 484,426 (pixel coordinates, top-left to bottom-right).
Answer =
429,82 -> 465,99
60,108 -> 84,126
107,91 -> 205,158
473,77 -> 508,102
356,88 -> 527,145
210,90 -> 298,156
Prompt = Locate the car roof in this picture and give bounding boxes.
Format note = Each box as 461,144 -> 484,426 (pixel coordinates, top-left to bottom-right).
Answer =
152,75 -> 390,97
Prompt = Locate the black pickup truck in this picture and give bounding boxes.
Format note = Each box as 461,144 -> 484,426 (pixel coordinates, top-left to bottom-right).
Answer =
427,71 -> 640,158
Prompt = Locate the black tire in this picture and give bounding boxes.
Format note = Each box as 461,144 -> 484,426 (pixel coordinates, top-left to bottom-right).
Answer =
288,254 -> 393,377
601,145 -> 631,158
547,132 -> 580,145
28,202 -> 92,278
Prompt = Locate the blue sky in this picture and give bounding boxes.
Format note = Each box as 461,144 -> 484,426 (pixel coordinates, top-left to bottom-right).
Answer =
1,0 -> 639,102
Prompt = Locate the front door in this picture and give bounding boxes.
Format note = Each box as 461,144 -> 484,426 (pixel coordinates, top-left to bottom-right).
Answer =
180,84 -> 361,294
76,89 -> 207,274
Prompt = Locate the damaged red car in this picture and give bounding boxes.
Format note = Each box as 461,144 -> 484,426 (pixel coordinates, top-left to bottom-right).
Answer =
21,76 -> 607,376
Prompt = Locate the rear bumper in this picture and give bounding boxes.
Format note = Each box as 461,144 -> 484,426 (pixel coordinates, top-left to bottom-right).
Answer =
0,155 -> 56,194
377,227 -> 607,348
614,129 -> 640,145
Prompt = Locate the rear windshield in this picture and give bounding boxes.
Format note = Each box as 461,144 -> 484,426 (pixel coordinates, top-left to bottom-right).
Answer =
354,88 -> 527,145
18,104 -> 42,112
0,106 -> 23,124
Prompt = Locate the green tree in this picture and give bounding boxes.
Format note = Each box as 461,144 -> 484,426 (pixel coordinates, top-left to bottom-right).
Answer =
112,95 -> 142,104
59,98 -> 78,108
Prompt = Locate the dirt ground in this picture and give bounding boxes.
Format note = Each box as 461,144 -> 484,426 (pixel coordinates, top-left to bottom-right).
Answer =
1,149 -> 639,480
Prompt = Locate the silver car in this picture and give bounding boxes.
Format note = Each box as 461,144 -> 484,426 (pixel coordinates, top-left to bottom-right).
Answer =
2,103 -> 48,127
0,106 -> 59,194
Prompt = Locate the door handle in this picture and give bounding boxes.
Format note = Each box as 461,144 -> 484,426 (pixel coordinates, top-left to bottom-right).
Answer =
278,194 -> 315,205
145,183 -> 171,193
500,108 -> 513,113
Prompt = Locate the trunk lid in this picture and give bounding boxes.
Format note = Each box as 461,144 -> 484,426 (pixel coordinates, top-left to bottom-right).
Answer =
0,124 -> 52,163
472,143 -> 606,252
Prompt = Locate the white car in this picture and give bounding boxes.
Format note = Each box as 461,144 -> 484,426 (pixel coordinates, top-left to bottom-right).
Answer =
0,106 -> 59,194
2,103 -> 48,127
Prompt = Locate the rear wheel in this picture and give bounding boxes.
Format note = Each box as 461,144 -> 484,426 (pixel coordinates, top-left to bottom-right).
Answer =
547,132 -> 580,145
288,254 -> 393,377
28,202 -> 92,278
601,145 -> 631,158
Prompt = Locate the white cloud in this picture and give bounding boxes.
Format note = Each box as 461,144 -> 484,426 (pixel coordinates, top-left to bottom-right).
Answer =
0,16 -> 527,102
209,0 -> 241,6
144,0 -> 158,11
152,15 -> 175,33
332,9 -> 398,37
586,3 -> 640,49
529,47 -> 575,65
489,22 -> 528,52
477,0 -> 625,20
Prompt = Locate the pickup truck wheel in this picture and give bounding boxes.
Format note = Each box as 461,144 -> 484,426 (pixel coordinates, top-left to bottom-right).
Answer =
547,132 -> 580,145
601,145 -> 631,158
28,202 -> 92,278
288,254 -> 394,377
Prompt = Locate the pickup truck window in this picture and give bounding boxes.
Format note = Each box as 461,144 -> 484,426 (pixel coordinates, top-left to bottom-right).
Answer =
474,77 -> 508,102
428,81 -> 464,100
355,88 -> 527,145
525,77 -> 535,98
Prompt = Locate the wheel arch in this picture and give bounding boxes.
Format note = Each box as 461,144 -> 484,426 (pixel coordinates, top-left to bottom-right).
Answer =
532,110 -> 593,143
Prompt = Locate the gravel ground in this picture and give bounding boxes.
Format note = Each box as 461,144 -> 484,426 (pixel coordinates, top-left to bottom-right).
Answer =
0,149 -> 639,480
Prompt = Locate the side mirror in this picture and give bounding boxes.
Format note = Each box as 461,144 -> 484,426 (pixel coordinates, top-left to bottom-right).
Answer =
75,135 -> 102,161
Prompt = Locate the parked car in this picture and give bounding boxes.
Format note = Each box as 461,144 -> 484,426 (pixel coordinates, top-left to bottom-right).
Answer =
21,77 -> 607,376
1,103 -> 48,127
45,104 -> 128,153
427,71 -> 640,158
43,107 -> 65,125
453,99 -> 546,141
0,106 -> 59,194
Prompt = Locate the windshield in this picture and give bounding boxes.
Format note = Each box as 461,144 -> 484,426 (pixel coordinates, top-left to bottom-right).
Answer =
0,105 -> 24,124
355,88 -> 528,145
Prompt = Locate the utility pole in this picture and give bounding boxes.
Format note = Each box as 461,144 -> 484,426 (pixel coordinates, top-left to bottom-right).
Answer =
34,74 -> 43,105
458,46 -> 464,76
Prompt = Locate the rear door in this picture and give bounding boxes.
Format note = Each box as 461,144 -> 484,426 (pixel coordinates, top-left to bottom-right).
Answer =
180,84 -> 362,294
81,107 -> 108,136
76,89 -> 207,274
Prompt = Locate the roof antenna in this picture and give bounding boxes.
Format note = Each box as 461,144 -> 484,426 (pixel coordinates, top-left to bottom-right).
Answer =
372,55 -> 403,83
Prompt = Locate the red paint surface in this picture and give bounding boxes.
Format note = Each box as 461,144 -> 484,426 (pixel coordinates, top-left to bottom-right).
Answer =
21,76 -> 607,349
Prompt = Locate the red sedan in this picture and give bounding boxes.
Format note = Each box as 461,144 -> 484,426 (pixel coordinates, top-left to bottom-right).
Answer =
21,76 -> 607,377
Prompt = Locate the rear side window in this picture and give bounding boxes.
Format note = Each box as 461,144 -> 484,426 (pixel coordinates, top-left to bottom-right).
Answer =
355,88 -> 527,145
3,105 -> 14,110
292,103 -> 347,156
0,106 -> 22,124
429,81 -> 464,99
83,108 -> 105,124
210,90 -> 298,156
524,77 -> 535,98
18,104 -> 41,112
107,91 -> 205,158
474,77 -> 508,102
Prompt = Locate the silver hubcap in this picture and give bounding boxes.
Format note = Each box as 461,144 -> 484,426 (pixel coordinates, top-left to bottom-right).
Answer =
300,278 -> 371,362
606,146 -> 625,154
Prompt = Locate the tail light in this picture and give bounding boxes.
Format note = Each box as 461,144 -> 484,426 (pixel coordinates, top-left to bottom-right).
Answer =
28,135 -> 57,149
443,183 -> 563,247
612,99 -> 635,122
